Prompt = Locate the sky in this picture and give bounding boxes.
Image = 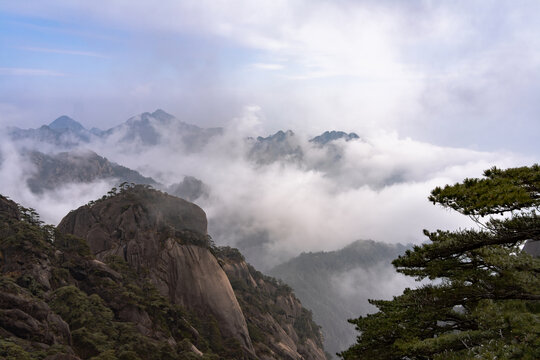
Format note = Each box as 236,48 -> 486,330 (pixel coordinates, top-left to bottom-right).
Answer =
1,0 -> 540,156
1,3 -> 538,352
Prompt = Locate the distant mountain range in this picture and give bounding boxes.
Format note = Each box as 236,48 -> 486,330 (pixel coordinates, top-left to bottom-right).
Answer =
248,130 -> 304,164
8,116 -> 94,148
2,109 -> 406,358
7,109 -> 223,150
8,110 -> 360,159
309,131 -> 360,145
5,109 -> 364,198
269,240 -> 410,357
22,150 -> 158,194
248,129 -> 360,166
19,149 -> 210,204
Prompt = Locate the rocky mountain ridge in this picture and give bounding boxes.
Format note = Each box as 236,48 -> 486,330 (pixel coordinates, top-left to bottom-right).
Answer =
270,240 -> 410,357
7,110 -> 223,151
308,131 -> 359,146
5,147 -> 208,203
23,150 -> 158,194
0,185 -> 326,359
7,111 -> 361,163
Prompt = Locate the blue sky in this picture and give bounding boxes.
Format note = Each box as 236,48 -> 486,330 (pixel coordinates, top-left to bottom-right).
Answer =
1,0 -> 540,156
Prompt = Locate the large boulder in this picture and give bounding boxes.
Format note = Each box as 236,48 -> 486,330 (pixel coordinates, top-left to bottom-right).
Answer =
57,186 -> 254,354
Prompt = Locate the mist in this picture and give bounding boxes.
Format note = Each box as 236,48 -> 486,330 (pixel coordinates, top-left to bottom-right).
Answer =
327,261 -> 426,351
0,135 -> 113,223
97,108 -> 527,269
0,107 -> 531,270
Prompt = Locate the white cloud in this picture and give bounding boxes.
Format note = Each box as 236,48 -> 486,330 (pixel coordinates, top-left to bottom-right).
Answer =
251,63 -> 284,71
20,46 -> 107,58
0,135 -> 114,224
68,110 -> 529,269
1,1 -> 539,268
3,1 -> 540,153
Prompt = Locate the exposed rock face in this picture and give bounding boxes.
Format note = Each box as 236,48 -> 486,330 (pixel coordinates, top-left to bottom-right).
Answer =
217,247 -> 327,360
1,189 -> 326,359
156,241 -> 252,349
57,186 -> 254,354
0,195 -> 80,357
0,286 -> 72,346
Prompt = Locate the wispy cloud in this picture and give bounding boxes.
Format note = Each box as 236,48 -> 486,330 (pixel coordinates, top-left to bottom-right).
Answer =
251,63 -> 284,71
0,67 -> 66,76
1,0 -> 540,154
20,46 -> 107,58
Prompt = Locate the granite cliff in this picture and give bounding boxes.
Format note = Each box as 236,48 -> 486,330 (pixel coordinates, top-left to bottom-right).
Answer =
217,247 -> 326,360
0,185 -> 326,359
57,187 -> 253,354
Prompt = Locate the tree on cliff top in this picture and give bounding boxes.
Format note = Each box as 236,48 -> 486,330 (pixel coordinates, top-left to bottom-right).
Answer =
340,165 -> 540,359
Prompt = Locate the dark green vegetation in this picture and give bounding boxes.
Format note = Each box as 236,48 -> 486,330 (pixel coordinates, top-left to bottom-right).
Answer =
341,165 -> 540,359
269,240 -> 409,357
0,186 -> 325,359
24,150 -> 157,194
0,193 -> 226,359
217,247 -> 324,356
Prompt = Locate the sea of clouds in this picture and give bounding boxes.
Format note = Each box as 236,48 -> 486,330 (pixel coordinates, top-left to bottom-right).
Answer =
0,106 -> 531,270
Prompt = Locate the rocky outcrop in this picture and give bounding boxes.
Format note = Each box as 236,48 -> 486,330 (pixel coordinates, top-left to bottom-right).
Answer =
0,192 -> 215,358
217,247 -> 327,360
0,284 -> 72,347
57,185 -> 254,354
156,241 -> 253,350
0,195 -> 80,357
1,188 -> 327,359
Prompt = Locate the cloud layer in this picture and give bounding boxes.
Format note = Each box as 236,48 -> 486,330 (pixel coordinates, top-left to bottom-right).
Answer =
2,1 -> 540,155
2,108 -> 529,270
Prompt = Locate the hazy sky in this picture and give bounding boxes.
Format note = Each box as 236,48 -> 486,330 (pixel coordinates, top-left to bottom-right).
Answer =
1,0 -> 540,155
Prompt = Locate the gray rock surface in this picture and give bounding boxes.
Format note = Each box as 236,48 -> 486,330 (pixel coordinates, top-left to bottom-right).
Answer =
57,186 -> 254,354
218,247 -> 327,360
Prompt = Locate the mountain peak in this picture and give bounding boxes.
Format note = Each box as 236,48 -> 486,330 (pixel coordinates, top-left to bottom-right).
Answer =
151,109 -> 174,121
256,129 -> 295,142
309,130 -> 360,145
49,115 -> 85,132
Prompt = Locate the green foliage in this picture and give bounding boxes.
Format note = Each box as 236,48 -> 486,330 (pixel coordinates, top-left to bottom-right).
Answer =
0,339 -> 35,360
218,247 -> 324,353
218,246 -> 245,262
1,191 -> 295,359
88,183 -> 158,207
55,231 -> 92,257
342,165 -> 540,360
429,164 -> 540,216
0,212 -> 51,255
294,308 -> 318,344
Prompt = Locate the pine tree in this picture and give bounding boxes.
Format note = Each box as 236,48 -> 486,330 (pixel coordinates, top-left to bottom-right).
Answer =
341,165 -> 540,359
